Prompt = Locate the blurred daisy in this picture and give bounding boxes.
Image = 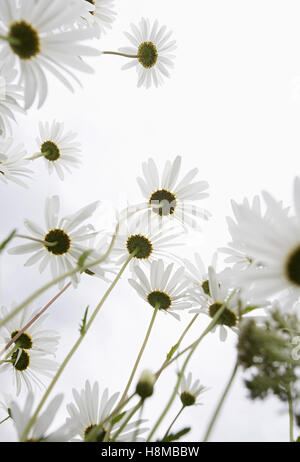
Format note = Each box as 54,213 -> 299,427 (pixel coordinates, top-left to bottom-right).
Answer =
1,348 -> 58,395
117,17 -> 176,88
227,178 -> 300,307
0,304 -> 60,357
0,0 -> 100,109
180,372 -> 206,407
129,259 -> 192,321
31,120 -> 81,180
10,393 -> 72,441
135,156 -> 210,228
0,137 -> 32,188
78,0 -> 117,38
8,196 -> 100,288
112,213 -> 183,268
66,380 -> 147,442
190,266 -> 241,341
0,56 -> 24,136
183,252 -> 217,295
220,195 -> 289,270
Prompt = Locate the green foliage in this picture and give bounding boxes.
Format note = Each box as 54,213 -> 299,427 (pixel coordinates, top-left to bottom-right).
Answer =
79,306 -> 89,335
237,308 -> 300,402
159,427 -> 190,442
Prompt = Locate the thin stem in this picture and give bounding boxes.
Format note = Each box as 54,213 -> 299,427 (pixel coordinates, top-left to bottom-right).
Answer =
0,34 -> 20,46
0,222 -> 120,328
0,282 -> 71,358
203,361 -> 239,442
162,405 -> 185,441
103,51 -> 138,59
26,151 -> 50,161
111,400 -> 143,442
287,385 -> 294,442
155,314 -> 199,381
132,401 -> 144,442
20,251 -> 135,442
0,415 -> 10,425
97,313 -> 199,438
147,293 -> 236,442
118,303 -> 160,406
0,344 -> 18,365
15,234 -> 57,247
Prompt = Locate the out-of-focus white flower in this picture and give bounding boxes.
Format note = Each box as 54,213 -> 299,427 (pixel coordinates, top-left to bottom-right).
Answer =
0,137 -> 32,188
0,0 -> 100,109
65,380 -> 147,442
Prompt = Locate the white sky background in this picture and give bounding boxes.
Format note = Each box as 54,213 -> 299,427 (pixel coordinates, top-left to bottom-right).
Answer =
1,0 -> 300,442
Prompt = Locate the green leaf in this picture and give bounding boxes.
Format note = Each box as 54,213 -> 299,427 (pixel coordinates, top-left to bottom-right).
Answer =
242,305 -> 261,315
111,411 -> 126,426
159,427 -> 190,442
0,229 -> 16,254
296,436 -> 300,442
79,306 -> 89,335
166,343 -> 179,361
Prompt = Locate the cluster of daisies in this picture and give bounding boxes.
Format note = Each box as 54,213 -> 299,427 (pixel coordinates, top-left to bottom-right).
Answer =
0,0 -> 177,188
1,0 -> 300,444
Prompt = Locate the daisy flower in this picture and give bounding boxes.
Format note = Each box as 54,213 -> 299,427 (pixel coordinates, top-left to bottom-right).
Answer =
65,380 -> 147,442
129,259 -> 192,321
190,266 -> 241,341
112,212 -> 183,268
0,56 -> 24,136
1,348 -> 58,395
0,0 -> 100,109
180,372 -> 206,407
77,0 -> 117,38
8,195 -> 100,288
227,178 -> 300,307
32,120 -> 81,180
10,393 -> 72,441
183,252 -> 217,296
0,304 -> 60,357
135,156 -> 210,229
116,17 -> 176,89
220,195 -> 289,270
0,137 -> 32,187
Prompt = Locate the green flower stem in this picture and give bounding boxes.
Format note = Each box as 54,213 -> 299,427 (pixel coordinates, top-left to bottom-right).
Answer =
0,34 -> 20,46
0,223 -> 120,328
203,360 -> 239,442
0,415 -> 10,425
162,405 -> 185,441
99,313 -> 199,436
15,234 -> 58,247
26,151 -> 50,161
287,385 -> 294,442
20,251 -> 136,442
155,314 -> 199,381
147,294 -> 235,442
0,344 -> 18,366
111,400 -> 143,442
103,51 -> 138,58
118,303 -> 160,407
0,282 -> 71,358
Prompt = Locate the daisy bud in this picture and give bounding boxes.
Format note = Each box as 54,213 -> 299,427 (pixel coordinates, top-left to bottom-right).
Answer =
136,370 -> 155,400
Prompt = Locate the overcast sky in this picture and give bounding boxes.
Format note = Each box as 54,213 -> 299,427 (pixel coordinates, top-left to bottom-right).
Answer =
1,0 -> 300,442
